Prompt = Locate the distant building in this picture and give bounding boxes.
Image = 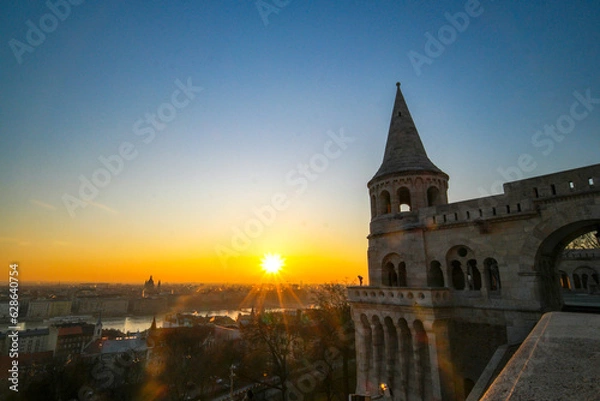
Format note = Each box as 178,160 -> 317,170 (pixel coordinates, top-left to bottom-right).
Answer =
213,325 -> 241,342
143,275 -> 161,297
48,317 -> 102,361
17,328 -> 50,355
27,298 -> 72,319
84,333 -> 148,359
130,297 -> 169,315
74,295 -> 129,316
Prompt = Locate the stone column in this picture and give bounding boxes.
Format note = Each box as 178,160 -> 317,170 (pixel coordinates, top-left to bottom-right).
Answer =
432,319 -> 455,401
382,322 -> 392,392
371,322 -> 381,394
412,328 -> 423,401
481,266 -> 490,298
394,321 -> 409,401
423,322 -> 443,401
354,319 -> 369,395
392,193 -> 400,215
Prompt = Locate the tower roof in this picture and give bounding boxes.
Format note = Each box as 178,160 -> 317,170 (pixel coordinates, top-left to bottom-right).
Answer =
371,83 -> 447,182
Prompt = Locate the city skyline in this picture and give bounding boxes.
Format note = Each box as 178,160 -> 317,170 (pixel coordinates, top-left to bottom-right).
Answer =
2,1 -> 600,284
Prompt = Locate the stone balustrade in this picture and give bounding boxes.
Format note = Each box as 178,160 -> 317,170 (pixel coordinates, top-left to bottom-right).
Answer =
348,286 -> 452,307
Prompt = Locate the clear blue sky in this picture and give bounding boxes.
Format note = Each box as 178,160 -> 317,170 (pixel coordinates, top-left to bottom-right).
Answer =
1,1 -> 600,283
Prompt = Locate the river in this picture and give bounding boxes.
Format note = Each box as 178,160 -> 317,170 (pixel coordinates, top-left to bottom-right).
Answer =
1,309 -> 254,333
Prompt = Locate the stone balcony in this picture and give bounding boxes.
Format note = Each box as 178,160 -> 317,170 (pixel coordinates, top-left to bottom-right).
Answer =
348,286 -> 452,308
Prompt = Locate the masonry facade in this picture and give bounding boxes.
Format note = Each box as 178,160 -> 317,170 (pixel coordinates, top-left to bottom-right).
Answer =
349,83 -> 600,401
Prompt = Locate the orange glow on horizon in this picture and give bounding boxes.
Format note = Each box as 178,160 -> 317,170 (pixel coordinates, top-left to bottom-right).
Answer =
3,250 -> 366,285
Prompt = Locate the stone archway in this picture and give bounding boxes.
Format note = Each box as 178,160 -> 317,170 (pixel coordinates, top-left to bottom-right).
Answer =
526,218 -> 600,311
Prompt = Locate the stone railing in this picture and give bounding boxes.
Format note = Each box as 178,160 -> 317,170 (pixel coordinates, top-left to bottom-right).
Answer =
347,286 -> 452,307
561,248 -> 600,259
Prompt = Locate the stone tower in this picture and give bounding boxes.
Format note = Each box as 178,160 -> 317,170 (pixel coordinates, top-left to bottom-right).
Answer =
368,82 -> 449,288
349,83 -> 600,401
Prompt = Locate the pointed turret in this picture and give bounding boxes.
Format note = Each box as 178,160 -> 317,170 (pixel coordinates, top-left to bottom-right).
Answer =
368,83 -> 449,217
372,82 -> 446,182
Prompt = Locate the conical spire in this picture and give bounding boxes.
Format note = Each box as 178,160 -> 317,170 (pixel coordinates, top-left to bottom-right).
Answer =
372,83 -> 446,181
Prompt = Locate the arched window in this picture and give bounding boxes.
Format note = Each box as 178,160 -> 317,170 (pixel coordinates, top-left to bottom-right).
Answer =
428,261 -> 444,287
427,186 -> 441,206
559,270 -> 571,289
397,187 -> 411,212
582,274 -> 589,289
380,190 -> 391,215
384,262 -> 397,287
370,194 -> 377,218
398,262 -> 407,286
451,260 -> 465,290
467,259 -> 481,290
484,258 -> 501,291
573,267 -> 597,291
573,274 -> 581,289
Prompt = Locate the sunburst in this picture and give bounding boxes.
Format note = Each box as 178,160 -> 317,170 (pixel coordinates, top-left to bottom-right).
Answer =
261,253 -> 284,274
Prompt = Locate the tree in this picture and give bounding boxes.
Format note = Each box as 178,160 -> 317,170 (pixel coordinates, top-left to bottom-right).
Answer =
308,283 -> 356,401
146,326 -> 214,401
239,311 -> 306,401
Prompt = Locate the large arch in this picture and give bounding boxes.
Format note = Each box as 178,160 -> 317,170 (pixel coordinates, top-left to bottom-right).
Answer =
523,214 -> 600,310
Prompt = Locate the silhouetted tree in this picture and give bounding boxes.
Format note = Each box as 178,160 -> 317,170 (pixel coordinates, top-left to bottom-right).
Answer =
309,283 -> 355,401
147,326 -> 214,401
239,311 -> 306,401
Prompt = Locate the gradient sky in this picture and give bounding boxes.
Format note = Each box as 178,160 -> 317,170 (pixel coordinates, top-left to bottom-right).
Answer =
2,1 -> 600,284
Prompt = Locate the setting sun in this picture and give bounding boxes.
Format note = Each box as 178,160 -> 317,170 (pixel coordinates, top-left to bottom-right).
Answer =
261,253 -> 284,274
